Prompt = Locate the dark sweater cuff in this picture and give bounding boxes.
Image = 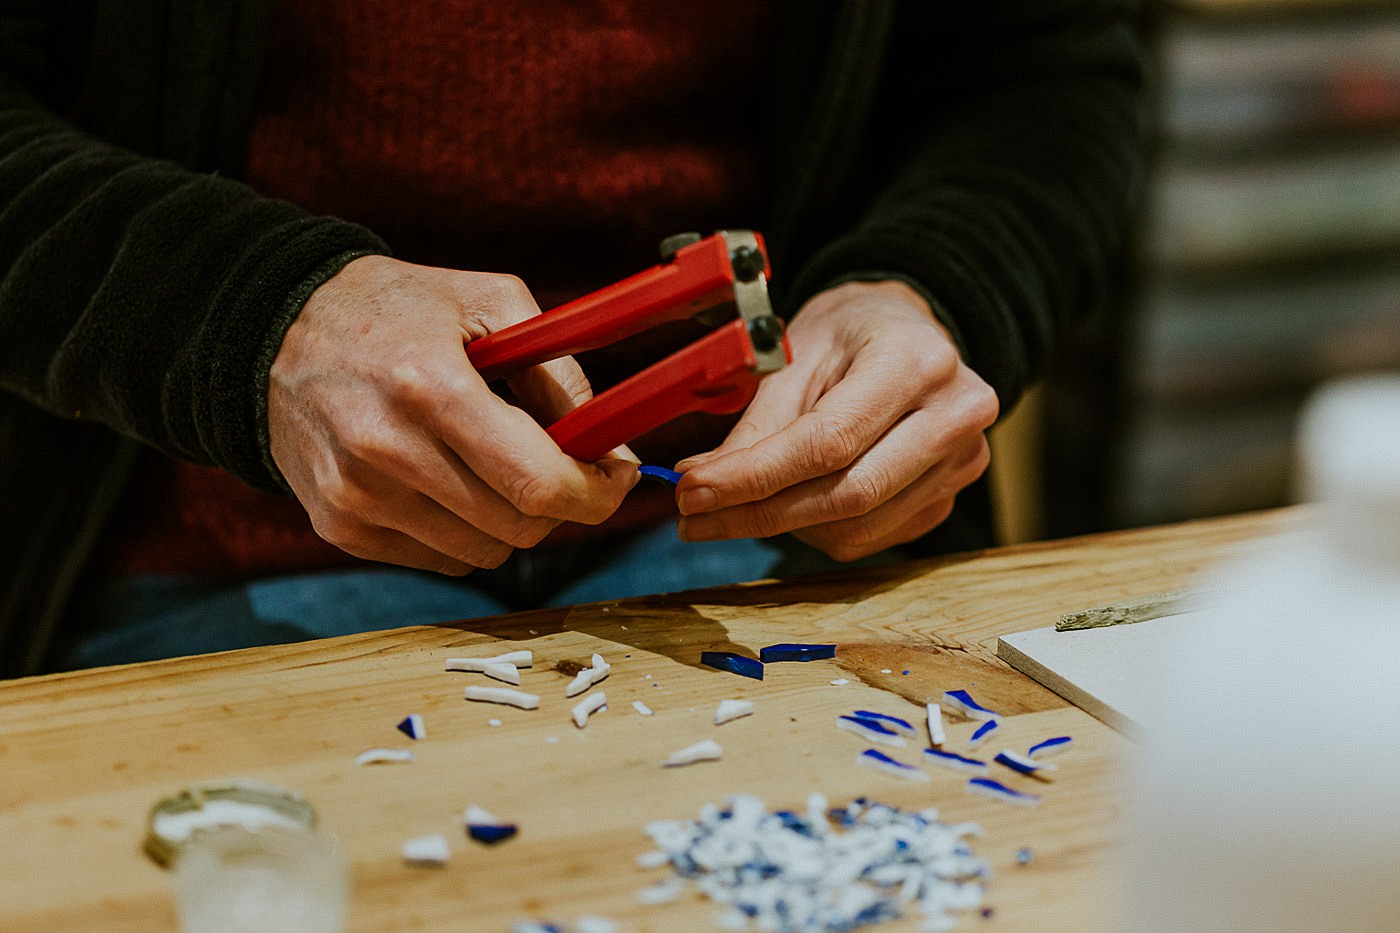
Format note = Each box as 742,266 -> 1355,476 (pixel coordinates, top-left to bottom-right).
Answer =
203,220 -> 389,493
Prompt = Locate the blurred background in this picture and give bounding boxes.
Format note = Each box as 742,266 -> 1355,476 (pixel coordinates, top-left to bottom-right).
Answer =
989,0 -> 1400,544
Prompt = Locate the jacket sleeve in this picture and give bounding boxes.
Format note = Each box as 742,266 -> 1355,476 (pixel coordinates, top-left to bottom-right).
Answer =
0,18 -> 389,492
784,0 -> 1147,408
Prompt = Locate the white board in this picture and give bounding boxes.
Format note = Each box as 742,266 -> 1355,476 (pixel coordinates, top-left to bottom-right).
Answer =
996,611 -> 1214,739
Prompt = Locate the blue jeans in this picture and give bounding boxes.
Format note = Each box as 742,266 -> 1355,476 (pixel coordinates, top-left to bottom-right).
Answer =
63,524 -> 790,668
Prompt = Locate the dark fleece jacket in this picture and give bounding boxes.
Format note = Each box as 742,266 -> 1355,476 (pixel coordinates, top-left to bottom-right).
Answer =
0,0 -> 1147,676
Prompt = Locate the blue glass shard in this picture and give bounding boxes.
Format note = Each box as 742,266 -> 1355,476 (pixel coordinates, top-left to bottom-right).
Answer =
467,823 -> 518,845
700,651 -> 764,680
638,465 -> 683,485
1027,735 -> 1074,758
851,710 -> 915,734
759,643 -> 837,663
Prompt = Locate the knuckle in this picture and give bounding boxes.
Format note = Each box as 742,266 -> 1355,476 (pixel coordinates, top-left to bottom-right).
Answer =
467,541 -> 514,570
832,467 -> 884,518
968,381 -> 1000,428
501,516 -> 557,549
835,513 -> 884,552
318,471 -> 371,517
481,273 -> 536,317
747,498 -> 792,538
823,533 -> 875,564
909,344 -> 954,385
930,498 -> 956,526
502,471 -> 571,519
311,513 -> 373,556
808,416 -> 863,471
967,436 -> 992,479
386,362 -> 445,410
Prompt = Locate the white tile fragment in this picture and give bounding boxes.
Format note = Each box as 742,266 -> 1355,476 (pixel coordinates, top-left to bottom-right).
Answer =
635,849 -> 669,869
576,916 -> 618,933
713,699 -> 754,725
637,877 -> 685,905
662,739 -> 723,767
566,653 -> 612,697
402,834 -> 451,866
715,908 -> 750,930
481,661 -> 521,685
355,747 -> 415,766
967,718 -> 1001,749
836,716 -> 908,748
488,718 -> 503,727
830,678 -> 850,686
857,748 -> 931,782
572,691 -> 608,729
640,794 -> 989,930
464,685 -> 540,709
926,702 -> 946,747
632,700 -> 655,716
445,650 -> 532,672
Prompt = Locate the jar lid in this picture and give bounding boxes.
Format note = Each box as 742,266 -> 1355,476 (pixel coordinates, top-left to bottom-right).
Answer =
145,780 -> 317,866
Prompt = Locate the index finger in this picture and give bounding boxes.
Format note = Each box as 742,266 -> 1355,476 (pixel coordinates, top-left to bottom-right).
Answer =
677,355 -> 916,514
431,361 -> 638,525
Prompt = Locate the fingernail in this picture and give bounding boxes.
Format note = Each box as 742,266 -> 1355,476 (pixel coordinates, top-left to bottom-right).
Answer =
602,459 -> 641,487
677,485 -> 718,515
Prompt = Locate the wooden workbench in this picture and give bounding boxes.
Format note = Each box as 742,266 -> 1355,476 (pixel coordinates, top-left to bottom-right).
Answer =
0,508 -> 1306,932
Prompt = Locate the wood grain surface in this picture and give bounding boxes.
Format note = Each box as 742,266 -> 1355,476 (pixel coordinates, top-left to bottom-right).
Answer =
0,508 -> 1308,932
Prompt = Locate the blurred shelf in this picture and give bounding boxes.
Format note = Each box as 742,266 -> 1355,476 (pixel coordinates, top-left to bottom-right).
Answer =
1133,262 -> 1400,397
1162,9 -> 1400,145
1107,2 -> 1400,529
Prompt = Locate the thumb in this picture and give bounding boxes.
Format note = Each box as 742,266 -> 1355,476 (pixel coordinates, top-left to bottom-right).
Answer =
675,366 -> 807,473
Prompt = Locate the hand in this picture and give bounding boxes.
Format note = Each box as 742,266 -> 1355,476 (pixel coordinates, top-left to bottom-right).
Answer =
268,255 -> 638,575
674,280 -> 998,561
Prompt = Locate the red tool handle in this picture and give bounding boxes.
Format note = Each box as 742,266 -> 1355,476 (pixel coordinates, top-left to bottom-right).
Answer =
465,233 -> 768,383
547,318 -> 790,462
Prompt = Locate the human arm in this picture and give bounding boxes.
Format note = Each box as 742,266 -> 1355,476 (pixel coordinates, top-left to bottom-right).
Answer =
676,280 -> 996,560
268,256 -> 637,575
675,0 -> 1145,558
0,13 -> 635,572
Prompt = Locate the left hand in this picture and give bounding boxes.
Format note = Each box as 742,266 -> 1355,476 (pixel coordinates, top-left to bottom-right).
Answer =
674,280 -> 999,561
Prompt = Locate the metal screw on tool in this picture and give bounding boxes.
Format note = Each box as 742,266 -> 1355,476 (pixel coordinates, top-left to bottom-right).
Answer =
748,315 -> 784,353
729,245 -> 765,282
659,232 -> 702,261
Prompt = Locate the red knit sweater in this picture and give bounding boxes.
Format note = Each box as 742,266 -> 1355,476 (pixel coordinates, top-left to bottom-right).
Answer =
109,0 -> 774,576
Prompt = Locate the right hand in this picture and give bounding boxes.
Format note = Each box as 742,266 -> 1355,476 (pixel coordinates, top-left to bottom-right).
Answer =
268,255 -> 639,575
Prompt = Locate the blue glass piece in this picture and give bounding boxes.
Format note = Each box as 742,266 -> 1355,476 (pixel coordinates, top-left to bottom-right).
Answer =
1027,735 -> 1073,758
851,710 -> 915,733
638,464 -> 683,485
943,688 -> 999,719
967,777 -> 1040,803
467,823 -> 518,844
838,714 -> 900,737
859,749 -> 916,771
994,750 -> 1045,776
970,719 -> 1000,743
396,714 -> 424,740
758,642 -> 837,663
700,651 -> 764,680
924,748 -> 987,769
